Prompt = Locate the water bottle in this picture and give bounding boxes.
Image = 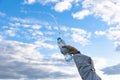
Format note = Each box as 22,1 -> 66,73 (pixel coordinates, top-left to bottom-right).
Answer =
57,37 -> 72,62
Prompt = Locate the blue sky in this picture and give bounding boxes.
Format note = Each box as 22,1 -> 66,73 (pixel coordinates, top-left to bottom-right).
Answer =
0,0 -> 120,80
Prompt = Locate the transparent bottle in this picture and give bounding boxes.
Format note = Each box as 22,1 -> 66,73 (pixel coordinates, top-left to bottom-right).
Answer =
57,37 -> 72,62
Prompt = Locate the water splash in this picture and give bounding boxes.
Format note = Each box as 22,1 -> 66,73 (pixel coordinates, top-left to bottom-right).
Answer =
21,10 -> 61,37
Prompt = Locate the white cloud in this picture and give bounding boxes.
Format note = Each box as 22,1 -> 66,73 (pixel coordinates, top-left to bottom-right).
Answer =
44,31 -> 55,35
54,0 -> 72,12
23,0 -> 59,5
72,9 -> 90,19
44,25 -> 52,30
40,0 -> 59,4
93,57 -> 108,69
53,26 -> 69,32
22,0 -> 81,12
0,35 -> 3,41
17,42 -> 42,58
22,24 -> 31,28
10,17 -> 30,23
106,27 -> 120,41
70,28 -> 91,46
0,56 -> 75,79
95,25 -> 120,51
0,40 -> 43,62
95,31 -> 106,36
78,0 -> 120,51
80,0 -> 120,24
0,40 -> 120,79
5,29 -> 16,37
9,22 -> 21,27
0,12 -> 6,17
34,41 -> 57,50
23,0 -> 36,4
32,24 -> 42,29
51,53 -> 64,60
9,19 -> 44,40
61,26 -> 69,31
106,26 -> 120,51
9,22 -> 31,28
32,31 -> 43,37
70,0 -> 120,27
114,42 -> 120,51
1,17 -> 57,43
0,40 -> 78,79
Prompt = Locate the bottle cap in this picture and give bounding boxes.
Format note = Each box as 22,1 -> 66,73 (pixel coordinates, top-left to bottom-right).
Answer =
57,37 -> 61,41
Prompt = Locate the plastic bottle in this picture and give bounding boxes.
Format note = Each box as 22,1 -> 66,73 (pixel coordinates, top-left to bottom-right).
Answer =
57,37 -> 72,62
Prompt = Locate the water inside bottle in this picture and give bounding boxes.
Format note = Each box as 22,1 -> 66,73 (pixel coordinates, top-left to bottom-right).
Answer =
57,37 -> 73,62
65,54 -> 72,62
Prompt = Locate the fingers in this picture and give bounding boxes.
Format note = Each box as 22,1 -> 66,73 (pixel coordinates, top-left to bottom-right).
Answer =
62,45 -> 78,54
62,45 -> 74,48
62,46 -> 68,48
62,45 -> 76,50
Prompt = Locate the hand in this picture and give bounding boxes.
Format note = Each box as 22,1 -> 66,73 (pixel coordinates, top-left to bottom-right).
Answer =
62,45 -> 79,54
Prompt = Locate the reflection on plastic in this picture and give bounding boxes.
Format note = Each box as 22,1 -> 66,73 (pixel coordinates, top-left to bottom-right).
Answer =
57,37 -> 72,62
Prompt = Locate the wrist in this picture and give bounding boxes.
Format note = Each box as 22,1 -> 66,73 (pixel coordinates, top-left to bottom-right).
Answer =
73,51 -> 80,55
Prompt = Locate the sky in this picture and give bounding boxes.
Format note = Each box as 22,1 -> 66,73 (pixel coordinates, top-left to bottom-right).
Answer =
0,0 -> 120,80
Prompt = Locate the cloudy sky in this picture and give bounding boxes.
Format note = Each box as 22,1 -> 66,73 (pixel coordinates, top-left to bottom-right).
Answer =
0,0 -> 120,80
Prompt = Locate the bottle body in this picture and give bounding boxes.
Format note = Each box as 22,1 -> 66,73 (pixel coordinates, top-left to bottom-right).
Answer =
57,37 -> 72,62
